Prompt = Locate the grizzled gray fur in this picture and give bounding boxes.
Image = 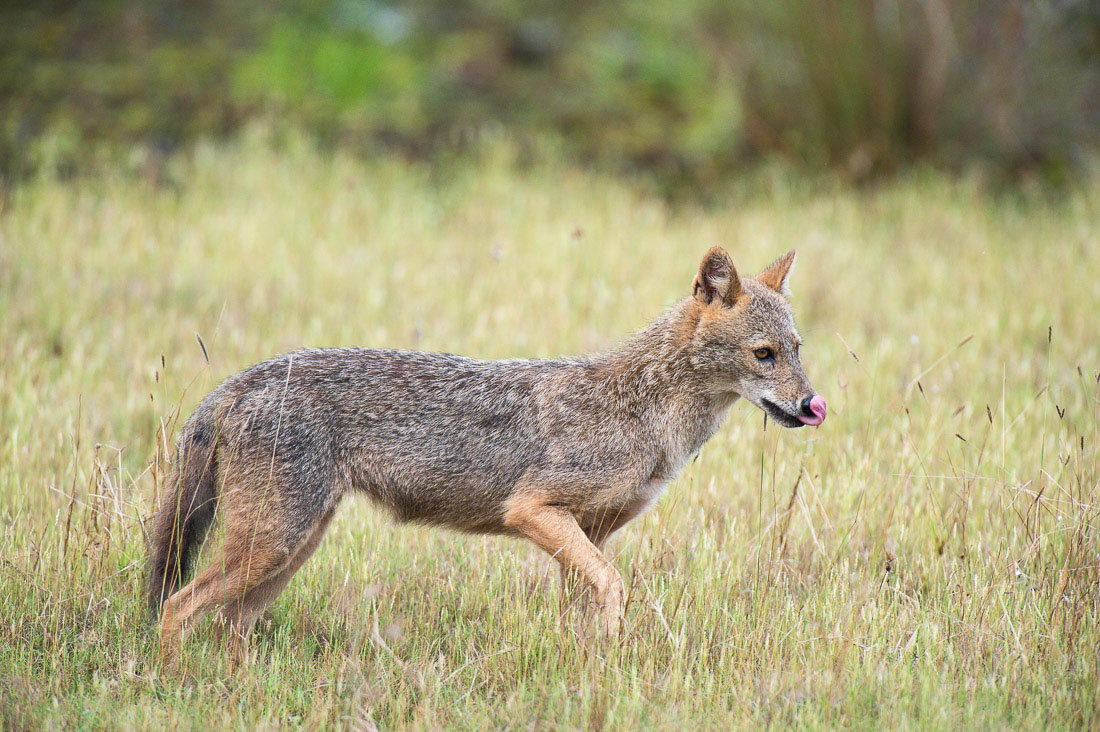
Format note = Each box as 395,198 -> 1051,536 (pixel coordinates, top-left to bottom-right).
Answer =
149,247 -> 825,655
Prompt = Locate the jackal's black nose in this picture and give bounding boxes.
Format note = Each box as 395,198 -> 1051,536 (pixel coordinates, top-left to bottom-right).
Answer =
797,395 -> 827,426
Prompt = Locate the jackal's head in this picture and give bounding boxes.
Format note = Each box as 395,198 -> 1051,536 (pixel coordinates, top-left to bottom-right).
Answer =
688,247 -> 826,428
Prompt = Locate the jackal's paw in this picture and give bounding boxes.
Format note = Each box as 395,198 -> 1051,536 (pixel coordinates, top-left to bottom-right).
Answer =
157,628 -> 183,667
596,583 -> 625,637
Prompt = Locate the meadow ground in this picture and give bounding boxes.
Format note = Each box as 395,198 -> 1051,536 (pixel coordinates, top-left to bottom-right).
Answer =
1,134 -> 1097,729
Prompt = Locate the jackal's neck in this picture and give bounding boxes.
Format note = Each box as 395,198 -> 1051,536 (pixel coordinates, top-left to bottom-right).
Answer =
592,297 -> 708,403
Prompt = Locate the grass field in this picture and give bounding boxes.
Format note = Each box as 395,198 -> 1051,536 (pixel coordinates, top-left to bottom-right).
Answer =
1,134 -> 1097,729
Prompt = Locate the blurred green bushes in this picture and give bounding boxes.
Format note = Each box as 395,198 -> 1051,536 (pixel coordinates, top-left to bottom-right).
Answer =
2,0 -> 1097,189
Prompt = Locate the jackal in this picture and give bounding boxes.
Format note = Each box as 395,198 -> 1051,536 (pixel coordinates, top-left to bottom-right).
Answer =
149,247 -> 826,654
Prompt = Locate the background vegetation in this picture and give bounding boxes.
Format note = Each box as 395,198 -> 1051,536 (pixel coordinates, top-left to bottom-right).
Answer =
0,136 -> 1097,727
3,0 -> 1099,192
2,1 -> 1098,728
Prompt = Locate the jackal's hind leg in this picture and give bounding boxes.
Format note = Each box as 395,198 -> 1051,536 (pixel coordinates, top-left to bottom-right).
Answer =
158,504 -> 334,661
214,508 -> 336,648
157,528 -> 289,661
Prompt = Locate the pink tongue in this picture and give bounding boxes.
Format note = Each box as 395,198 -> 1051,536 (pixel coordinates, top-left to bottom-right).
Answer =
798,395 -> 827,426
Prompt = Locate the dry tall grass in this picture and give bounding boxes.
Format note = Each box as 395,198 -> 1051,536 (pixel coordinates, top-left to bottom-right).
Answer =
0,134 -> 1097,727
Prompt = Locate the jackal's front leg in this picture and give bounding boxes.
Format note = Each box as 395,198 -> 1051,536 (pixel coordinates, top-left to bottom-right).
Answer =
504,496 -> 625,636
558,524 -> 616,632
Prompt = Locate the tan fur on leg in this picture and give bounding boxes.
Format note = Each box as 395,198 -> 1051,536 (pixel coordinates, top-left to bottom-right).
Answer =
505,493 -> 625,636
215,508 -> 336,649
159,528 -> 290,661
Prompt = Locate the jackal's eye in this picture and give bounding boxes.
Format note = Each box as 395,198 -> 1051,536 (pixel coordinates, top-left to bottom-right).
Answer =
754,347 -> 773,361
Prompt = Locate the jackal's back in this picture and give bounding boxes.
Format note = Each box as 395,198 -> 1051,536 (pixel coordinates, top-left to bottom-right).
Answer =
205,348 -> 574,532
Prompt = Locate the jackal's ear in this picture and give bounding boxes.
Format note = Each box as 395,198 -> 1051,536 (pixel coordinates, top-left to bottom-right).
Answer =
692,247 -> 742,306
756,250 -> 796,297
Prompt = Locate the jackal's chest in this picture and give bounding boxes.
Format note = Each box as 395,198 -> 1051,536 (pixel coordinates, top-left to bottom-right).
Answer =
626,477 -> 670,515
583,477 -> 669,533
620,445 -> 692,517
601,396 -> 732,520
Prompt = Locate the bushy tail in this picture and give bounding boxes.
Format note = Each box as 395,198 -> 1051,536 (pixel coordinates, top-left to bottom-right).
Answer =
148,407 -> 219,617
